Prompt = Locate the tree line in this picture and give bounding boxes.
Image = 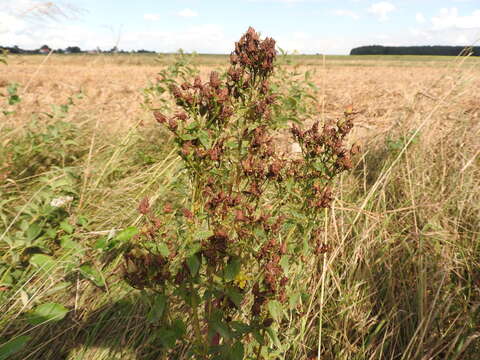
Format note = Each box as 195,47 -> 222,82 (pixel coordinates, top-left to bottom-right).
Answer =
0,45 -> 155,55
4,44 -> 480,57
350,45 -> 480,56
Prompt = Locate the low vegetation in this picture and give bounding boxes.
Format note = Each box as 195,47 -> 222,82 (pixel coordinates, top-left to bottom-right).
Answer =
0,28 -> 478,359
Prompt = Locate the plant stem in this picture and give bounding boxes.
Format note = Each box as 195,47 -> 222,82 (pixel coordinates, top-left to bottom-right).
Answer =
317,208 -> 328,360
255,329 -> 266,360
190,281 -> 206,358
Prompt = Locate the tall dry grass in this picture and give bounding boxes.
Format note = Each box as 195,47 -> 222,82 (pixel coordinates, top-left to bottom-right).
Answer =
0,54 -> 478,359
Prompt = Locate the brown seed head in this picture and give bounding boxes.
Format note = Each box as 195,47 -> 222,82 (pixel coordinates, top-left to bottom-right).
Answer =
175,112 -> 188,121
154,111 -> 167,124
209,71 -> 221,88
168,118 -> 178,131
138,197 -> 150,215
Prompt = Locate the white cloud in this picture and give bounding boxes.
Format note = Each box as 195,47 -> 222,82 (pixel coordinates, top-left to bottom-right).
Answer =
143,13 -> 160,21
409,27 -> 432,40
0,0 -> 80,23
273,31 -> 361,54
247,0 -> 316,3
333,9 -> 360,20
0,0 -> 44,15
3,21 -> 233,53
123,24 -> 232,53
368,1 -> 396,22
431,8 -> 480,30
405,8 -> 480,46
177,8 -> 198,17
0,13 -> 26,34
415,12 -> 425,24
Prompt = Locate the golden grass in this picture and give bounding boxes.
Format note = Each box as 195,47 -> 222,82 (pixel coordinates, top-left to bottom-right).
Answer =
1,54 -> 479,359
3,54 -> 478,136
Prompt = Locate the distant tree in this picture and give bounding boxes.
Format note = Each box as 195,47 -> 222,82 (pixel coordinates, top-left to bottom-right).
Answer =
39,45 -> 51,54
350,45 -> 480,56
136,49 -> 156,54
66,46 -> 81,53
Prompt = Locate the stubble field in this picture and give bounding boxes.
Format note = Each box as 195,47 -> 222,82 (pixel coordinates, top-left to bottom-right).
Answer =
0,54 -> 479,359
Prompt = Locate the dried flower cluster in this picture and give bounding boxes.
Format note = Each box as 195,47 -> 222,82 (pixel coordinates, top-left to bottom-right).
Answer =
123,27 -> 357,357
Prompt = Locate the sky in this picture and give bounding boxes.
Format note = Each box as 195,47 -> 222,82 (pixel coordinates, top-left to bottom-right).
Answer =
1,0 -> 480,54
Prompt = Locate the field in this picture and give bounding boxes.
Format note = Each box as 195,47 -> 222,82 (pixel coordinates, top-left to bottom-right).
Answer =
1,53 -> 479,359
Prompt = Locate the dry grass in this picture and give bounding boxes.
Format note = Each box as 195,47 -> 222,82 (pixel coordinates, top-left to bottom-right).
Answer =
1,54 -> 479,359
3,54 -> 478,135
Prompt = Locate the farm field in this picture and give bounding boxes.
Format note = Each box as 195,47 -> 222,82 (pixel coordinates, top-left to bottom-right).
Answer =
0,52 -> 479,359
8,53 -> 480,67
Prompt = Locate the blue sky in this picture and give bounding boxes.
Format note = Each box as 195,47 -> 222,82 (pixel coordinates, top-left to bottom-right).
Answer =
1,0 -> 480,54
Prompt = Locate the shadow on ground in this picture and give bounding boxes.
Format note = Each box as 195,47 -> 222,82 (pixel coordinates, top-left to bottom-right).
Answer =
2,291 -> 185,360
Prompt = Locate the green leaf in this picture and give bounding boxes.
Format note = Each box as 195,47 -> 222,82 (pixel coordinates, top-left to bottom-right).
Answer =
197,130 -> 211,148
60,236 -> 83,252
147,294 -> 167,323
301,292 -> 310,303
171,318 -> 186,338
252,329 -> 264,345
267,300 -> 283,322
79,263 -> 105,287
60,221 -> 74,234
312,161 -> 326,173
279,255 -> 290,273
211,318 -> 233,341
26,302 -> 68,325
94,236 -> 108,250
230,321 -> 250,336
0,269 -> 13,287
229,342 -> 244,360
158,243 -> 170,257
7,83 -> 18,96
253,227 -> 266,240
224,257 -> 241,282
186,241 -> 202,256
226,140 -> 238,149
266,327 -> 282,349
43,282 -> 71,297
30,254 -> 55,272
45,228 -> 57,239
76,215 -> 89,227
225,287 -> 243,308
185,121 -> 199,130
180,133 -> 197,141
186,254 -> 200,277
8,95 -> 20,105
156,328 -> 177,349
193,229 -> 214,240
289,292 -> 301,310
286,97 -> 297,108
0,335 -> 31,360
26,223 -> 42,242
114,227 -> 138,243
289,210 -> 306,220
176,286 -> 201,307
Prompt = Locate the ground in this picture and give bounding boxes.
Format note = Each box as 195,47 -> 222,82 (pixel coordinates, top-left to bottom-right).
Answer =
0,54 -> 479,359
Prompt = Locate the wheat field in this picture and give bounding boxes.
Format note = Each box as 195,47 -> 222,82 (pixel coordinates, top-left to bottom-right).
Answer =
1,54 -> 479,359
